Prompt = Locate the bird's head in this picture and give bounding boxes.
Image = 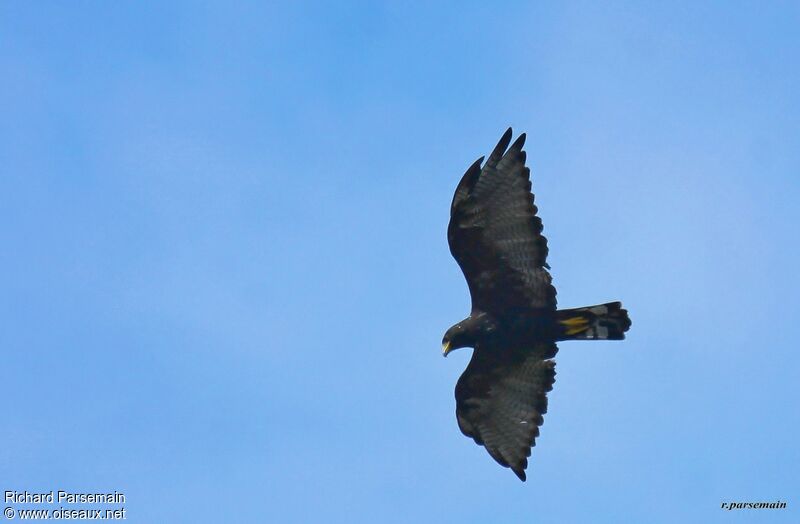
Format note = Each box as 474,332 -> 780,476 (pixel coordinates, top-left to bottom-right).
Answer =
442,323 -> 471,357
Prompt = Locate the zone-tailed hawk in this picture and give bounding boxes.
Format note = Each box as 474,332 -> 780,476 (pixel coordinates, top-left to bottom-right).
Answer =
443,128 -> 631,481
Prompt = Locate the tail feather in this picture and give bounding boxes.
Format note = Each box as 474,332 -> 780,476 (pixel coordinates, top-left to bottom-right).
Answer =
556,302 -> 631,341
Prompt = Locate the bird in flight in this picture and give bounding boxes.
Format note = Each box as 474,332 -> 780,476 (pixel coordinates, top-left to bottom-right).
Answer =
443,128 -> 631,481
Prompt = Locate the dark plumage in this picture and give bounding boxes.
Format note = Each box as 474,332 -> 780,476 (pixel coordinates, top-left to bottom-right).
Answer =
443,128 -> 631,481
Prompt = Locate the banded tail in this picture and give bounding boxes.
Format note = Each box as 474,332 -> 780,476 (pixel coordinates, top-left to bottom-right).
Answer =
556,302 -> 631,340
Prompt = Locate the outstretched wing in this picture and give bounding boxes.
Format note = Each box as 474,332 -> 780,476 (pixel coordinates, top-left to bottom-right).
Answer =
455,342 -> 557,481
448,128 -> 556,313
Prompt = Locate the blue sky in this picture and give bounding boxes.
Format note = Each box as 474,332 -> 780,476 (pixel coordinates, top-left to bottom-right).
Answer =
2,1 -> 799,522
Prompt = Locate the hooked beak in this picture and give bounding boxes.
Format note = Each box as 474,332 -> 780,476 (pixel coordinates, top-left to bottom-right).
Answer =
442,341 -> 451,357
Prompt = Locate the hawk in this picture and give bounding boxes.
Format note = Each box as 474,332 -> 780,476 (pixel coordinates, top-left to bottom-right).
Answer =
443,128 -> 631,481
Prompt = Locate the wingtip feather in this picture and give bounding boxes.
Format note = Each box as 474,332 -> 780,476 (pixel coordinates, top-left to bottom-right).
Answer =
488,128 -> 514,165
511,132 -> 527,151
513,468 -> 527,481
